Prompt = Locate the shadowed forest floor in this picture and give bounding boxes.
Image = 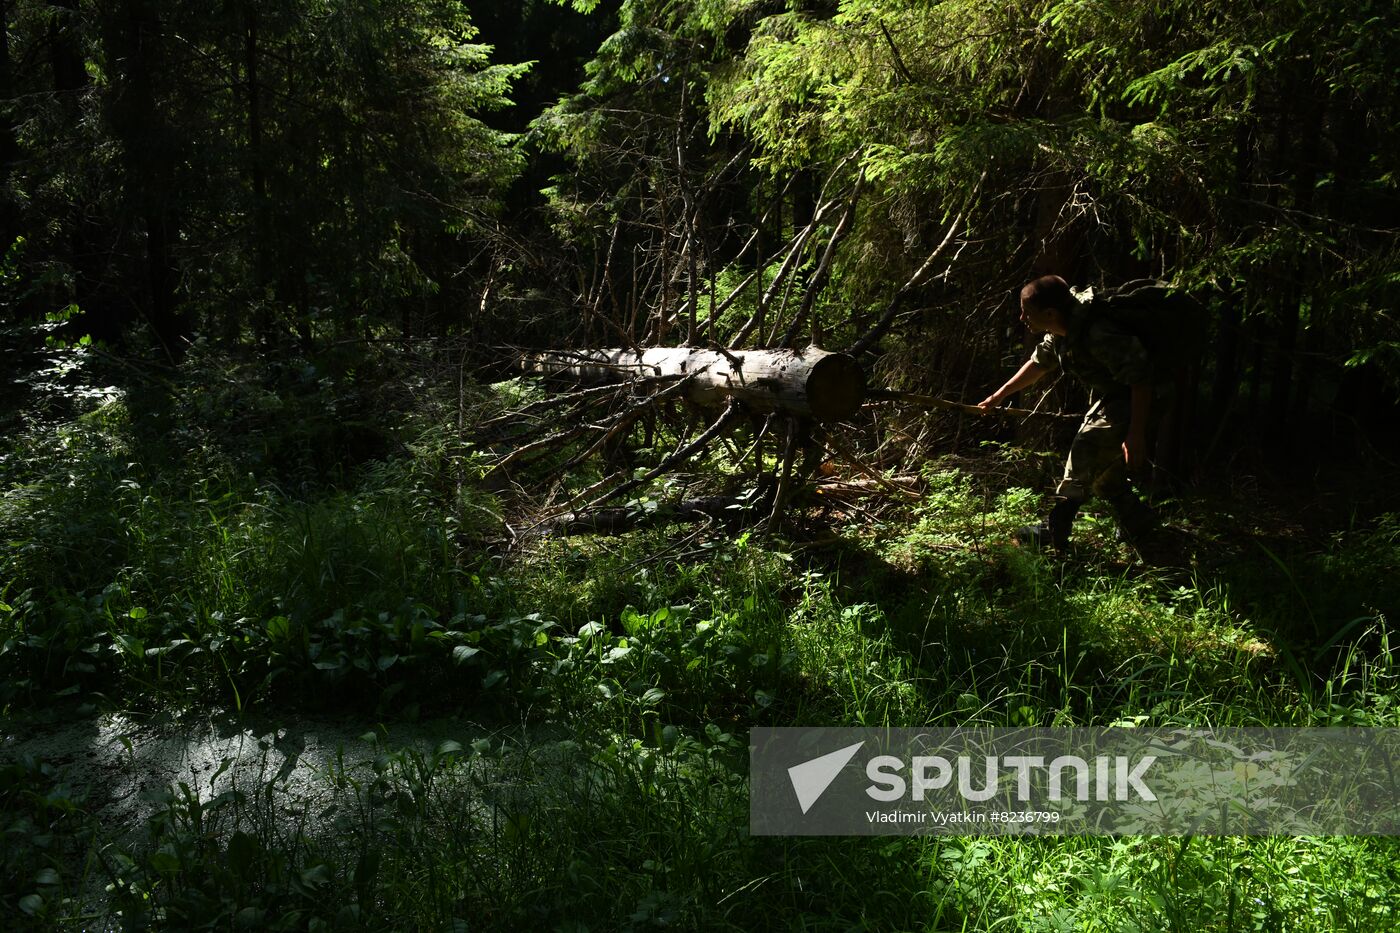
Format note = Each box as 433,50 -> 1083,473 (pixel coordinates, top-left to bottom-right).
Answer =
3,371 -> 1399,930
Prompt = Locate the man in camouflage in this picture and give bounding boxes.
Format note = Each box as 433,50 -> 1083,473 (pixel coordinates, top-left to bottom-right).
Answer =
978,274 -> 1157,550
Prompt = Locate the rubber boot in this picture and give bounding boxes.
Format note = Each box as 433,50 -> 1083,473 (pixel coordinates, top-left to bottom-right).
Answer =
1107,489 -> 1157,544
1016,496 -> 1082,551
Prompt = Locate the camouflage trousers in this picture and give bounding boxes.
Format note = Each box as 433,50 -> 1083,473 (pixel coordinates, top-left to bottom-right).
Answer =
1055,396 -> 1134,501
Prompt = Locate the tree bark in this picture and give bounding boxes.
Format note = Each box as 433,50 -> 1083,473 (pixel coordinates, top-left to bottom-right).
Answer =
107,0 -> 185,357
521,347 -> 866,422
50,0 -> 120,342
245,4 -> 269,312
0,0 -> 17,248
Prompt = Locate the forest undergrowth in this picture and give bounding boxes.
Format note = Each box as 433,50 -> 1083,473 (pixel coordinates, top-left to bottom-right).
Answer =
4,0 -> 1400,927
3,353 -> 1399,931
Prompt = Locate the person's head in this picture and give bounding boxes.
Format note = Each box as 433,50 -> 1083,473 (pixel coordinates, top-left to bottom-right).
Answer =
1018,275 -> 1076,335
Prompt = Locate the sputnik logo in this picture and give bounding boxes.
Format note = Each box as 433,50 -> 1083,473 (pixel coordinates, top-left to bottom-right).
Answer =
787,741 -> 865,814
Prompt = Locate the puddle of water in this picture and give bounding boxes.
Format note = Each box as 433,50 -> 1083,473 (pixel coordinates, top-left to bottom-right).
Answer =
3,711 -> 574,927
2,712 -> 538,838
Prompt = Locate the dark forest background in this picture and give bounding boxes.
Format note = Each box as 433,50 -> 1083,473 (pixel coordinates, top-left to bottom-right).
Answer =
3,0 -> 1398,465
4,2 -> 1400,930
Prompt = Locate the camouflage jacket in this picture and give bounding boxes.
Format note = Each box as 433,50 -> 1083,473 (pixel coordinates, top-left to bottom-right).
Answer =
1029,301 -> 1154,401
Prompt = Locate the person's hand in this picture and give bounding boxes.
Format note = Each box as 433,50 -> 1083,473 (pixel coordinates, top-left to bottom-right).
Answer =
1123,430 -> 1147,472
976,393 -> 1003,416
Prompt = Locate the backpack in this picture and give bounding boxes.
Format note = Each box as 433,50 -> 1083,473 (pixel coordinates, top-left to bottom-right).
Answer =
1074,279 -> 1208,385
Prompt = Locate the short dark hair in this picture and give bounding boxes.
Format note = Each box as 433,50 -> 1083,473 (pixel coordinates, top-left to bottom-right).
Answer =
1020,275 -> 1073,311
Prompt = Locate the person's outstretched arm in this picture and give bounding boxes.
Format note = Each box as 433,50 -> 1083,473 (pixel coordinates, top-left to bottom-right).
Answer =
978,359 -> 1050,413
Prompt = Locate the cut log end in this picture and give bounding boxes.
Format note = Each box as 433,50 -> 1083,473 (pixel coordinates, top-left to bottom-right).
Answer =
805,352 -> 866,422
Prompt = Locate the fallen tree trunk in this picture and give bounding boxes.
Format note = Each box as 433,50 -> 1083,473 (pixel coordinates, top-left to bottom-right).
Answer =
522,347 -> 866,422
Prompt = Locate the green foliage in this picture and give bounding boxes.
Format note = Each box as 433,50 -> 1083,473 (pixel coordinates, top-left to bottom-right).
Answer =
17,727 -> 1400,930
0,757 -> 94,930
5,407 -> 1400,928
0,345 -> 509,711
1,0 -> 527,347
704,0 -> 1400,377
94,728 -> 754,931
3,1 -> 1400,925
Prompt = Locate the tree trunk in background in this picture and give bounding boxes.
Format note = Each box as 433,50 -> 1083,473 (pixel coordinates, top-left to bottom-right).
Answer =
1268,87 -> 1325,451
1201,118 -> 1257,465
50,0 -> 119,342
791,168 -> 814,232
1208,295 -> 1241,438
108,0 -> 186,358
1245,325 -> 1264,423
1029,172 -> 1081,280
245,6 -> 269,307
1268,296 -> 1299,451
0,0 -> 17,249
